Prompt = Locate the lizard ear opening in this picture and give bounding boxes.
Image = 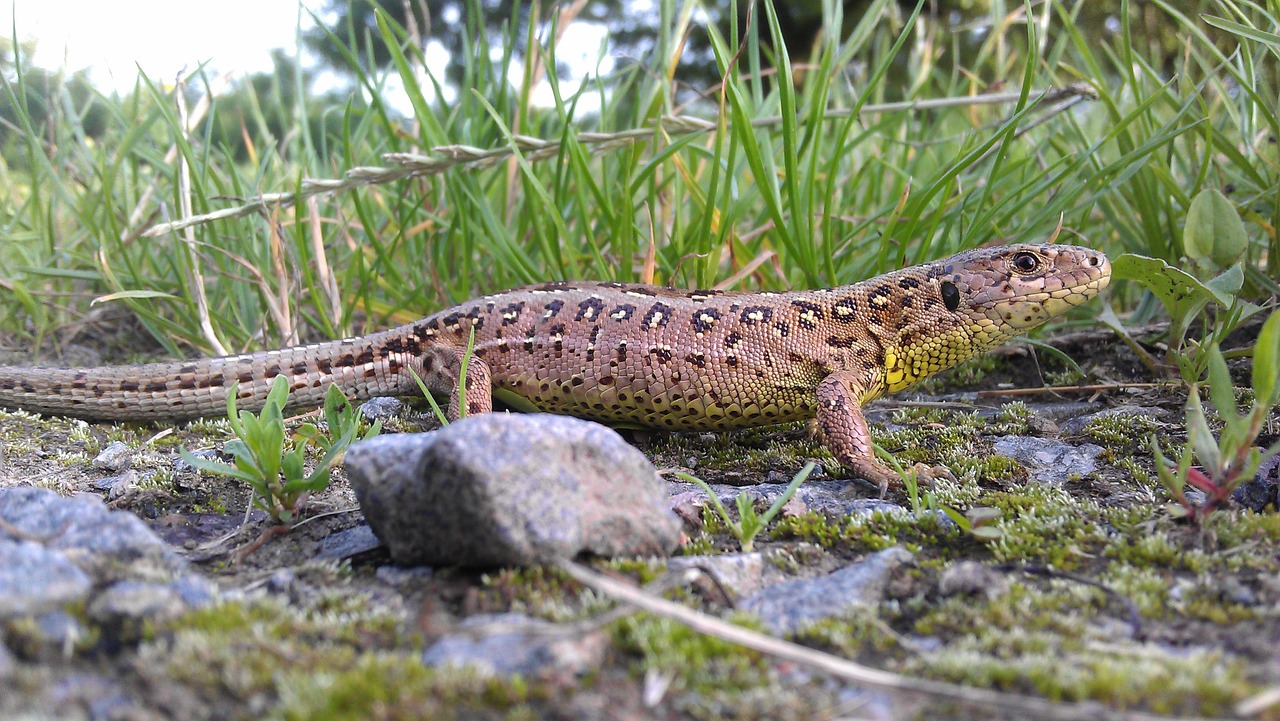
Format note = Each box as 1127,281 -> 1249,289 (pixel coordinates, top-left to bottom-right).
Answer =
940,281 -> 961,311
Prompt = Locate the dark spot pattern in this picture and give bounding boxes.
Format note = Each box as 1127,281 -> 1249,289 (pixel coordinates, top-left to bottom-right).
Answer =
792,300 -> 824,329
500,301 -> 525,325
576,297 -> 606,321
739,306 -> 773,325
642,302 -> 674,330
832,297 -> 859,323
690,308 -> 722,333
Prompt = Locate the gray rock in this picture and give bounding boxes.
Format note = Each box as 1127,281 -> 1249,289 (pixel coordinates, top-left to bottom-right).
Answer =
5,611 -> 91,660
346,414 -> 681,567
50,673 -> 137,721
937,561 -> 1009,600
0,540 -> 92,617
375,565 -> 434,586
0,487 -> 186,580
422,613 -> 607,677
93,470 -> 139,501
359,396 -> 404,421
741,547 -> 914,633
992,436 -> 1103,484
668,552 -> 792,600
316,524 -> 383,560
169,575 -> 218,608
266,569 -> 298,595
1233,453 -> 1279,512
87,581 -> 187,642
0,640 -> 12,680
92,441 -> 133,471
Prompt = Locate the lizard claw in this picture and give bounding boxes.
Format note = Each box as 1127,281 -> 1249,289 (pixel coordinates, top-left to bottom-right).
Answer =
910,463 -> 956,486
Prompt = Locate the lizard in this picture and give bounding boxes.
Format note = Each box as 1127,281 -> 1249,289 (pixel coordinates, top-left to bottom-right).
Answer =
0,243 -> 1110,491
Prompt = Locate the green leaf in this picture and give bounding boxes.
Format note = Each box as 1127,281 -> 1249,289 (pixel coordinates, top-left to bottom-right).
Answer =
225,382 -> 246,439
1205,346 -> 1237,420
1111,255 -> 1223,350
966,507 -> 1003,526
264,375 -> 291,413
179,448 -> 260,484
940,506 -> 972,532
969,526 -> 1004,540
281,450 -> 304,482
1254,311 -> 1280,408
757,462 -> 815,527
1200,14 -> 1280,52
1202,263 -> 1245,301
1184,188 -> 1248,269
1186,392 -> 1222,474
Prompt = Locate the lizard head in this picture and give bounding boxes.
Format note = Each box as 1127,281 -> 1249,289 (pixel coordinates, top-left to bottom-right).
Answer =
940,243 -> 1111,347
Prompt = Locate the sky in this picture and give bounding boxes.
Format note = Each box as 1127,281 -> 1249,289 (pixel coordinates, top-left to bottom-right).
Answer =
4,0 -> 315,91
2,0 -> 613,109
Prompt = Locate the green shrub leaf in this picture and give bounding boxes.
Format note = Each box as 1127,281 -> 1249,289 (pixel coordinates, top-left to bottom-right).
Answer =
1184,187 -> 1248,269
1254,312 -> 1280,408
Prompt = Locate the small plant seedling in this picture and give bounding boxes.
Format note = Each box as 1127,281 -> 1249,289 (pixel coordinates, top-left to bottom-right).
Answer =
1152,311 -> 1280,523
676,462 -> 816,553
941,506 -> 1004,540
181,376 -> 379,524
874,442 -> 937,515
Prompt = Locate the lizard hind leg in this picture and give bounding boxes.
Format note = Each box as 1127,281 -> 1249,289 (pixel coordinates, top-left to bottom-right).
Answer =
416,345 -> 494,422
815,371 -> 955,497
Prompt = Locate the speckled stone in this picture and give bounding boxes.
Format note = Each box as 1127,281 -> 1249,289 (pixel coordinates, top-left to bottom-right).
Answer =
991,436 -> 1103,484
346,414 -> 682,567
0,486 -> 187,580
0,540 -> 91,617
422,613 -> 607,677
740,547 -> 914,634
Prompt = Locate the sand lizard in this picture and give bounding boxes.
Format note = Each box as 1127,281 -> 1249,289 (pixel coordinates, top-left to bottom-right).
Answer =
0,243 -> 1110,490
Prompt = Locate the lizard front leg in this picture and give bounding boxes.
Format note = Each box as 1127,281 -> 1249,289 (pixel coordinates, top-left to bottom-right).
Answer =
419,346 -> 493,422
816,370 -> 954,497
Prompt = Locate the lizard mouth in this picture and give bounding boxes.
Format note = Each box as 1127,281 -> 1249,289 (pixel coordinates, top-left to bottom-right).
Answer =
971,248 -> 1111,331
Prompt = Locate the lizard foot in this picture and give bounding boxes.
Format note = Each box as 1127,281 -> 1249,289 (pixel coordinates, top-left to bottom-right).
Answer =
850,461 -> 957,499
908,463 -> 956,486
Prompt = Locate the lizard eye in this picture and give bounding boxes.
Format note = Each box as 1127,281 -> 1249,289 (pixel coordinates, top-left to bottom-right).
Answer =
940,281 -> 961,311
1011,252 -> 1041,273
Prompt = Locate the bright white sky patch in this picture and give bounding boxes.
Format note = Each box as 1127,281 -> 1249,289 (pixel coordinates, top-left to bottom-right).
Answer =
3,0 -> 315,92
3,0 -> 611,113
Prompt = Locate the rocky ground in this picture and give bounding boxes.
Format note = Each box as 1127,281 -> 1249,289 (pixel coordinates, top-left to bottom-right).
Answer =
0,326 -> 1277,721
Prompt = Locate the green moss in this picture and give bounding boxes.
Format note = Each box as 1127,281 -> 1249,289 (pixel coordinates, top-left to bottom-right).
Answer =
771,512 -> 846,548
911,583 -> 1095,639
912,640 -> 1250,715
275,654 -> 538,721
773,509 -> 964,558
603,557 -> 665,585
610,613 -> 769,696
981,487 -> 1107,569
475,566 -> 609,621
680,532 -> 717,556
1081,413 -> 1161,450
1104,530 -> 1210,573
